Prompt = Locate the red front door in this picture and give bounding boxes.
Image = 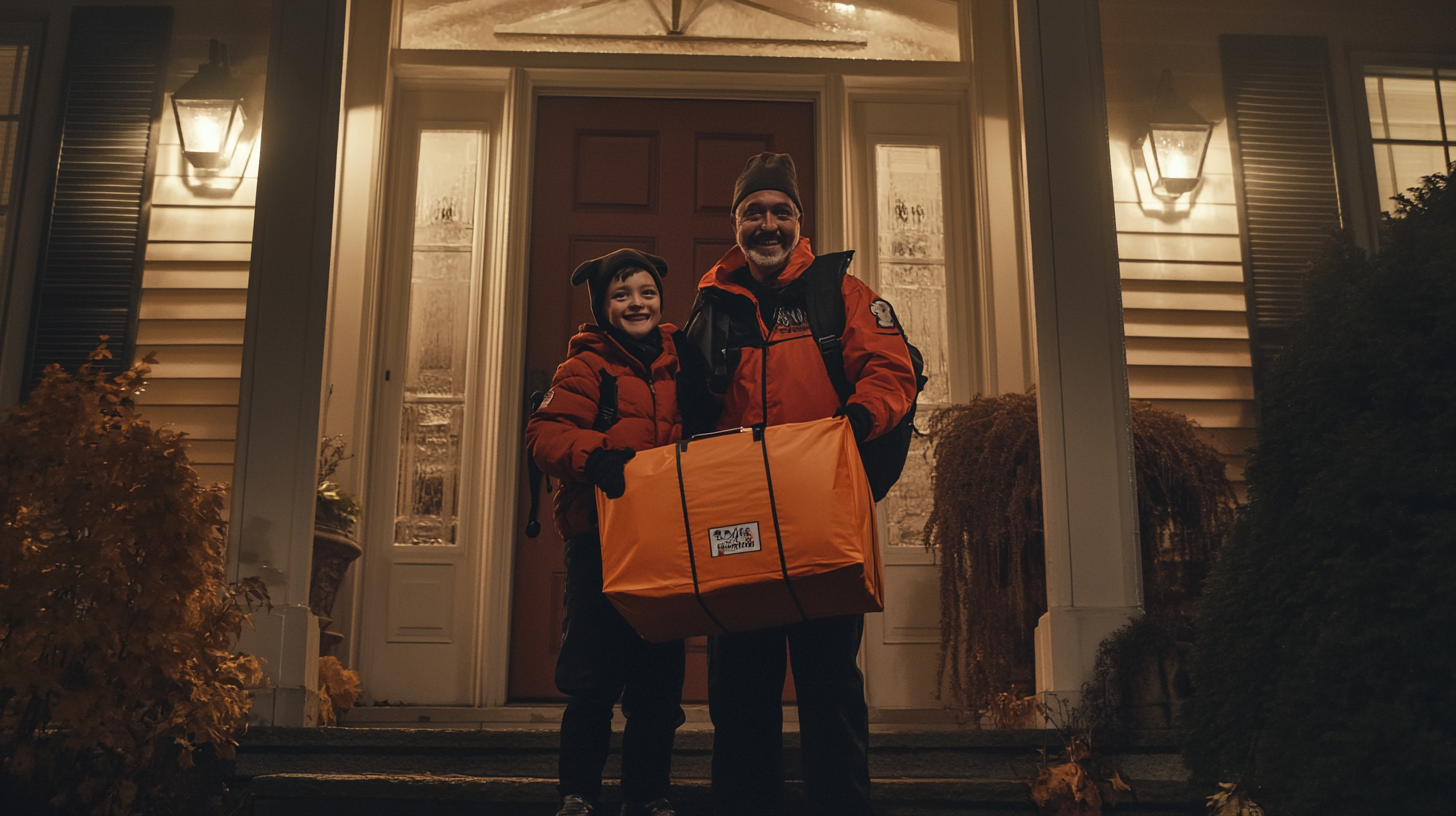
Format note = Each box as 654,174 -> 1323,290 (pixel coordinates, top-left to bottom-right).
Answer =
509,96 -> 816,701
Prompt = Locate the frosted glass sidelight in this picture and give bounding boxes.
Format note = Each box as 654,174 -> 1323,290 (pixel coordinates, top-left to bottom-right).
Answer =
394,130 -> 484,546
873,144 -> 949,546
400,0 -> 959,62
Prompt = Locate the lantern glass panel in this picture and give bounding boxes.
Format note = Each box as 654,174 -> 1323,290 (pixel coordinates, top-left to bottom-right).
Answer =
1149,124 -> 1209,183
175,99 -> 237,153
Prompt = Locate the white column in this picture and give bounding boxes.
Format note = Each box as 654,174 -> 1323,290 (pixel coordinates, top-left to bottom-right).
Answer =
1014,0 -> 1143,702
228,0 -> 348,727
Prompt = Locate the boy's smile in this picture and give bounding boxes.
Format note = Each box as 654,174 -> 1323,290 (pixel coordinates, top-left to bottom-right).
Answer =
604,269 -> 662,339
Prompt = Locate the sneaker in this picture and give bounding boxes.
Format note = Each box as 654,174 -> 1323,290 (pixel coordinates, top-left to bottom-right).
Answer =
555,795 -> 593,816
620,798 -> 676,816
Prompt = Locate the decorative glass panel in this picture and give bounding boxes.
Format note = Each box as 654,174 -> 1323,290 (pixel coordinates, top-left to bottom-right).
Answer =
395,130 -> 483,546
400,0 -> 959,62
873,144 -> 949,546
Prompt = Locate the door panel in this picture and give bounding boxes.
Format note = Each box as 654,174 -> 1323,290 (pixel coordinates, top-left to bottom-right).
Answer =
510,96 -> 816,701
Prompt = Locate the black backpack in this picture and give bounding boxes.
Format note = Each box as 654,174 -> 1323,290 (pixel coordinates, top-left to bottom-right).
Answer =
685,250 -> 928,501
801,251 -> 928,502
523,371 -> 621,538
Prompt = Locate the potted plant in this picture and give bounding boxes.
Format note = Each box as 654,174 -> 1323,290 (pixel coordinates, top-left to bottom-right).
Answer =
311,434 -> 362,656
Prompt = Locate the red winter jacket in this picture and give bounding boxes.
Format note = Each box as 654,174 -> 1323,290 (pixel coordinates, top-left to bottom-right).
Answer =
526,324 -> 682,540
698,239 -> 918,438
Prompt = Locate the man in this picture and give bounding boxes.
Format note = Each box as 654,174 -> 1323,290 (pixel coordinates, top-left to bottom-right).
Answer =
681,153 -> 918,816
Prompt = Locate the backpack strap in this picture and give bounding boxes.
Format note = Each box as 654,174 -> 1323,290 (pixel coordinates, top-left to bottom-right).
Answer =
801,251 -> 856,406
592,370 -> 619,432
524,390 -> 548,538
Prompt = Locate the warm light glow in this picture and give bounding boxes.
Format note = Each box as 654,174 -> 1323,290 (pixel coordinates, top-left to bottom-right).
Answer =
176,100 -> 232,153
831,2 -> 857,12
1136,71 -> 1213,200
1149,125 -> 1208,183
171,40 -> 246,170
174,99 -> 245,169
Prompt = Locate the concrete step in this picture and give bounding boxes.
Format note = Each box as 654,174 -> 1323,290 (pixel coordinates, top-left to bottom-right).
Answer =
247,773 -> 1201,816
236,727 -> 1189,782
235,727 -> 1199,815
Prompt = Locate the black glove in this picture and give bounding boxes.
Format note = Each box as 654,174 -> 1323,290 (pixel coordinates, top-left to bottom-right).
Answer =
835,402 -> 874,443
584,447 -> 636,499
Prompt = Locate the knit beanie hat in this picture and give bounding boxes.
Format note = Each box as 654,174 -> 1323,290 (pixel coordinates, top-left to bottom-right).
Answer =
570,248 -> 669,327
731,152 -> 802,214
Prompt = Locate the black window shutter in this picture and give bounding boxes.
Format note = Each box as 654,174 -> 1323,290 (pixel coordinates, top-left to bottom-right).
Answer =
1219,35 -> 1343,395
24,6 -> 172,385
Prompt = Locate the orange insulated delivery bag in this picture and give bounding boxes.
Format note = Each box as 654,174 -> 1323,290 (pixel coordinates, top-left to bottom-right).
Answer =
596,416 -> 883,643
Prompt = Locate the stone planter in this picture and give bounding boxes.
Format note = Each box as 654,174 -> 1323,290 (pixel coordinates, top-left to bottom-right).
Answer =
310,524 -> 363,656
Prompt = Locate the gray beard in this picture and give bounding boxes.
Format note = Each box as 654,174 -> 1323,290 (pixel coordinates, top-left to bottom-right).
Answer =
743,237 -> 797,272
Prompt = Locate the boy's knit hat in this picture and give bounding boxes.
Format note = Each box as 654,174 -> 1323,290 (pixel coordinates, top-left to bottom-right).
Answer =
570,248 -> 669,327
731,152 -> 802,214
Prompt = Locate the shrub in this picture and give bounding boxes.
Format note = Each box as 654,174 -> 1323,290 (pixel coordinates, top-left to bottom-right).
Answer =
0,346 -> 265,815
1181,169 -> 1456,814
926,393 -> 1235,712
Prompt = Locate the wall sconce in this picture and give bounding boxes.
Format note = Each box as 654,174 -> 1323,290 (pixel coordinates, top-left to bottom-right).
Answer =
1136,70 -> 1213,200
172,40 -> 246,170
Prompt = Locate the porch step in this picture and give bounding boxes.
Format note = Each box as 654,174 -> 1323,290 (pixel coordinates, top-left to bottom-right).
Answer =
236,727 -> 1199,815
248,774 -> 1200,816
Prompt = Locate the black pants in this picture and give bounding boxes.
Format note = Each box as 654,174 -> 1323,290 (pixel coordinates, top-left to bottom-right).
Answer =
557,532 -> 686,805
708,614 -> 873,816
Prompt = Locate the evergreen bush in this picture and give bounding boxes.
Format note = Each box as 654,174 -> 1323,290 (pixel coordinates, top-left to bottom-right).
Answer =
1181,169 -> 1456,813
0,346 -> 265,815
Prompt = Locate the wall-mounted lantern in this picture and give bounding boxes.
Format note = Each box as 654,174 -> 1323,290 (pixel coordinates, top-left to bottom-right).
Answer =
1136,70 -> 1213,200
172,40 -> 246,170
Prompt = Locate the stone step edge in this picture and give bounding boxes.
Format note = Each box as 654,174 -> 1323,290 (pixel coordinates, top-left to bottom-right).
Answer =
248,773 -> 1200,806
240,726 -> 1183,751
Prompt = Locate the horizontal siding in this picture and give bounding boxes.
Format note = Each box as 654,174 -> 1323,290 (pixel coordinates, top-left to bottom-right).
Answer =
142,261 -> 250,288
1128,366 -> 1256,401
136,318 -> 245,344
1111,122 -> 1258,489
1123,308 -> 1249,339
145,241 -> 252,262
132,100 -> 257,484
133,377 -> 240,405
1120,260 -> 1243,282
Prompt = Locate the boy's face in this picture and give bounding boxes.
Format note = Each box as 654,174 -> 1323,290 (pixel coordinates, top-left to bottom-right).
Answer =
604,269 -> 661,339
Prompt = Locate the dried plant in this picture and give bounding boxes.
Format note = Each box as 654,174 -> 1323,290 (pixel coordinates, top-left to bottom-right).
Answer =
315,434 -> 360,534
0,343 -> 265,815
1027,699 -> 1132,816
926,389 -> 1236,712
316,656 -> 361,727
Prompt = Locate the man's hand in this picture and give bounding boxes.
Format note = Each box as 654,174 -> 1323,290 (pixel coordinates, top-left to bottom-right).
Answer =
835,403 -> 873,443
585,448 -> 636,499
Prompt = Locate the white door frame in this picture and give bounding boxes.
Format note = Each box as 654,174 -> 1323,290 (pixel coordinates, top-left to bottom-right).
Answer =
352,53 -> 1006,707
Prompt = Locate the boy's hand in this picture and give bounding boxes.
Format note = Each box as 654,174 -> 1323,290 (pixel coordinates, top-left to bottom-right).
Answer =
585,448 -> 636,499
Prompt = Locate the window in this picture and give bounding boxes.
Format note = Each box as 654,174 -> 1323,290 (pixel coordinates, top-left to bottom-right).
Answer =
0,27 -> 39,283
1365,67 -> 1456,213
400,0 -> 959,61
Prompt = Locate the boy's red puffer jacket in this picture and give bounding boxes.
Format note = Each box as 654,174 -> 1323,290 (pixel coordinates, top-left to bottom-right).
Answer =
527,324 -> 682,540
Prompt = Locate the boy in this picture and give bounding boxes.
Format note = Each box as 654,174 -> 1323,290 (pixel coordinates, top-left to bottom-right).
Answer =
526,249 -> 685,816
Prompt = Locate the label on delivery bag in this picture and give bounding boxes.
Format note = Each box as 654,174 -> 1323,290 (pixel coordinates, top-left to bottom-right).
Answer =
596,416 -> 883,642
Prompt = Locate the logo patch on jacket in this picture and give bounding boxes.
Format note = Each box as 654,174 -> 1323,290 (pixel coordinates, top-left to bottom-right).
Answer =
537,388 -> 555,411
869,299 -> 897,329
709,521 -> 762,557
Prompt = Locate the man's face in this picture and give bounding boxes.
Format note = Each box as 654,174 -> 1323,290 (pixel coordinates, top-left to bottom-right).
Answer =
734,189 -> 801,277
